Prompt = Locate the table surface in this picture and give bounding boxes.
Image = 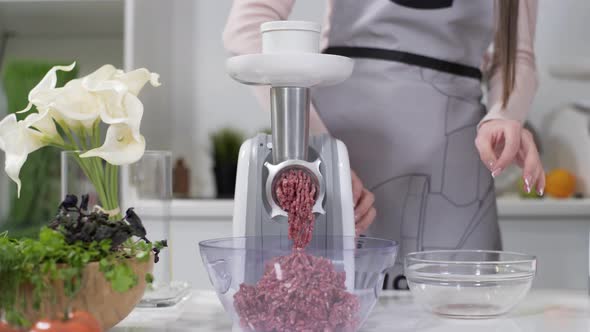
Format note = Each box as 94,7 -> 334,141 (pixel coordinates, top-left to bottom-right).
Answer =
111,289 -> 590,332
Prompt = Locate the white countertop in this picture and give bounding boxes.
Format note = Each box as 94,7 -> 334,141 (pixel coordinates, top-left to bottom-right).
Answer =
111,289 -> 590,331
496,196 -> 590,218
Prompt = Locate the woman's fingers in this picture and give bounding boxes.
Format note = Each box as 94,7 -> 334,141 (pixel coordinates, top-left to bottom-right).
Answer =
476,120 -> 523,177
350,170 -> 377,235
520,134 -> 537,194
475,129 -> 497,171
351,171 -> 363,205
520,129 -> 545,195
535,167 -> 546,196
492,123 -> 521,176
356,207 -> 376,235
355,189 -> 375,221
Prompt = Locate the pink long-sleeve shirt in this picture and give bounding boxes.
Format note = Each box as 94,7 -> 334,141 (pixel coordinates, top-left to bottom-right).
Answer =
223,0 -> 538,134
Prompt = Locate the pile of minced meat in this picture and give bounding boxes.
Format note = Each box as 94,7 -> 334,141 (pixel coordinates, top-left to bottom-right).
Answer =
234,169 -> 359,332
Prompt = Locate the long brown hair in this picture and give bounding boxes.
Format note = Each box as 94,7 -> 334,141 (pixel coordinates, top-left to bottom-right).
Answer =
494,0 -> 519,107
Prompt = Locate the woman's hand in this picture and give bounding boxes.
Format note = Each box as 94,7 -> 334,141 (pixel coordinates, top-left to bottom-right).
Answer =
351,170 -> 376,235
475,119 -> 545,195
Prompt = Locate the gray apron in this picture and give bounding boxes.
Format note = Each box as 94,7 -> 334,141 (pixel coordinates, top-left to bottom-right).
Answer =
312,0 -> 500,289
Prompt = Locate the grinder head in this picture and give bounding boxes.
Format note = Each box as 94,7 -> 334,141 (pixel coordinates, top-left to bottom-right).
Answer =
265,158 -> 326,219
226,20 -> 353,220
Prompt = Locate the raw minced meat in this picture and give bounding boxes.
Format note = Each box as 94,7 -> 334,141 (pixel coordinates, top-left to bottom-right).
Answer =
233,168 -> 360,331
233,251 -> 360,332
275,169 -> 317,249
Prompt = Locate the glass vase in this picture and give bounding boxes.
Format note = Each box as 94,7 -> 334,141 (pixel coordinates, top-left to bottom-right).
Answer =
120,151 -> 190,307
61,150 -> 190,307
61,151 -> 120,216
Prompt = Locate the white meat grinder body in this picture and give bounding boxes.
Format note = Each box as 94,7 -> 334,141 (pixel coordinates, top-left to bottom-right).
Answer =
226,21 -> 356,290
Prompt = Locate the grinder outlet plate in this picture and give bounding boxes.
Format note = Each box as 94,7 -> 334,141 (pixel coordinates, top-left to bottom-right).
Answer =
264,159 -> 326,219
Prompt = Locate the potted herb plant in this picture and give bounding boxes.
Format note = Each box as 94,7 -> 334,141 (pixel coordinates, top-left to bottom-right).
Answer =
0,195 -> 165,331
0,63 -> 164,331
211,127 -> 244,198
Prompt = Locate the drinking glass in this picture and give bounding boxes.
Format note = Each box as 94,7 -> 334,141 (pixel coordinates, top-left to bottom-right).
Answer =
120,151 -> 191,307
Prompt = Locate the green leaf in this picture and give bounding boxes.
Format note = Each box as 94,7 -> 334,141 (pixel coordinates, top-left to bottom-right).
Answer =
145,273 -> 154,284
99,258 -> 109,270
154,240 -> 167,250
39,227 -> 64,247
101,240 -> 112,252
135,251 -> 148,261
108,263 -> 138,292
81,252 -> 91,264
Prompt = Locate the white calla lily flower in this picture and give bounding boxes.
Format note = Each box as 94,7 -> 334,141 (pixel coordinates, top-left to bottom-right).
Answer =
16,62 -> 100,129
18,62 -> 76,114
0,114 -> 46,196
80,66 -> 159,142
18,63 -> 160,137
80,124 -> 145,165
49,80 -> 103,129
23,110 -> 64,145
112,68 -> 161,95
83,64 -> 118,83
97,93 -> 144,142
1,62 -> 161,210
81,64 -> 160,96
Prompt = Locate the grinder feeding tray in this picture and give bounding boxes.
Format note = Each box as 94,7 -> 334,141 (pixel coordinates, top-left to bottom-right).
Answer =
229,21 -> 355,243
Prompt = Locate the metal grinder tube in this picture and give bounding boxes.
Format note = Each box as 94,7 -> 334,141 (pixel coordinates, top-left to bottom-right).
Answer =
270,87 -> 310,164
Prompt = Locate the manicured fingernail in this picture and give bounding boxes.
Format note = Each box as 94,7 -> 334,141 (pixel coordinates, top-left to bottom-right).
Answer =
354,214 -> 360,221
538,188 -> 544,196
491,168 -> 503,178
524,176 -> 532,193
487,161 -> 495,170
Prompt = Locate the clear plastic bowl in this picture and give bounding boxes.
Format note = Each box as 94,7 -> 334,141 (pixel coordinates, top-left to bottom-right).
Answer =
199,236 -> 398,331
405,250 -> 536,319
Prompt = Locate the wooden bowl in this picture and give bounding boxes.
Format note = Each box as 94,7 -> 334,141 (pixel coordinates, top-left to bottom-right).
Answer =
21,257 -> 154,330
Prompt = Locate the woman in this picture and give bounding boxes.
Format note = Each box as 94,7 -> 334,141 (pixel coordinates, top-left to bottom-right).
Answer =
223,0 -> 543,289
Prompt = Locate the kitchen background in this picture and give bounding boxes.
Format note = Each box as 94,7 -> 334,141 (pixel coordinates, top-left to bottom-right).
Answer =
0,0 -> 589,290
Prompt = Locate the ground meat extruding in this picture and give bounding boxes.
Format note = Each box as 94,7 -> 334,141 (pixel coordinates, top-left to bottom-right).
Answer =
275,169 -> 317,249
233,169 -> 360,331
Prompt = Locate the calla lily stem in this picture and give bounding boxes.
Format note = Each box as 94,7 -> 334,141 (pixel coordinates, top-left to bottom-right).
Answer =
57,121 -> 120,219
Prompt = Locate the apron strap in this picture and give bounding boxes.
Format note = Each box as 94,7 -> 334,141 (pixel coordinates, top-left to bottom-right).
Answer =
324,46 -> 482,80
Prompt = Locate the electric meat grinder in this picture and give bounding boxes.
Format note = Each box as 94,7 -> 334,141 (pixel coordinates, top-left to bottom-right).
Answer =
227,21 -> 355,242
199,22 -> 399,331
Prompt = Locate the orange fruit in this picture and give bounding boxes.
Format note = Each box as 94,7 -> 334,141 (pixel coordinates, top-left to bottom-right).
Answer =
545,168 -> 576,199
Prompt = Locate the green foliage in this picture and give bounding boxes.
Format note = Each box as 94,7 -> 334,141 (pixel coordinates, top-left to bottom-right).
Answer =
210,127 -> 245,166
100,260 -> 137,293
0,229 -> 108,326
0,196 -> 167,328
1,60 -> 79,237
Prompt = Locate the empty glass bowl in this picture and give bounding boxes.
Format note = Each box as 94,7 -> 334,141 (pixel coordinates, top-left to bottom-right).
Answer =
405,250 -> 536,319
199,236 -> 398,331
